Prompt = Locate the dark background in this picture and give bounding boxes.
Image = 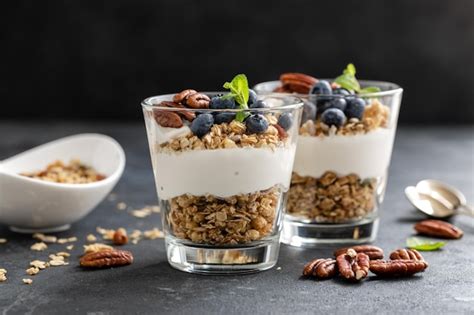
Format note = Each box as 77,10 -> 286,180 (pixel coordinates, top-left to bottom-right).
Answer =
1,0 -> 473,123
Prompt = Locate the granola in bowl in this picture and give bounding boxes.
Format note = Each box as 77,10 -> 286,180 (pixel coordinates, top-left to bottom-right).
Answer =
142,74 -> 303,273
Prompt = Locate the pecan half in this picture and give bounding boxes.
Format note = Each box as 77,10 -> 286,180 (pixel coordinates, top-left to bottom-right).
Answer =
414,219 -> 463,239
160,101 -> 196,121
369,259 -> 428,277
173,89 -> 197,104
186,93 -> 210,109
390,248 -> 425,261
113,228 -> 128,246
334,245 -> 384,260
303,258 -> 337,279
153,109 -> 183,128
273,124 -> 288,139
80,249 -> 133,268
280,73 -> 318,94
336,249 -> 370,281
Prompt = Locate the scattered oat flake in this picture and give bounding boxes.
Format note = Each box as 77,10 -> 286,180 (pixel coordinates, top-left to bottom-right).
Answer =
56,252 -> 70,257
129,230 -> 142,244
96,227 -> 115,240
31,242 -> 48,251
83,243 -> 114,254
117,202 -> 127,210
144,228 -> 164,240
26,267 -> 40,276
49,260 -> 68,266
0,238 -> 7,244
151,206 -> 161,213
86,234 -> 97,242
276,267 -> 282,271
32,233 -> 57,243
0,268 -> 7,282
57,237 -> 77,244
131,207 -> 152,218
22,278 -> 33,285
66,245 -> 74,250
30,260 -> 48,269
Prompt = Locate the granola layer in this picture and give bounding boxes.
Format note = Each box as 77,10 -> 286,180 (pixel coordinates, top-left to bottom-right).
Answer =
167,186 -> 280,245
157,118 -> 287,153
300,99 -> 390,137
287,172 -> 376,223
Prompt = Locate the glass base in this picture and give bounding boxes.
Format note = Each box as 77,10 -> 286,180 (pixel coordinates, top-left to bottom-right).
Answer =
166,235 -> 280,275
9,224 -> 71,234
281,216 -> 379,247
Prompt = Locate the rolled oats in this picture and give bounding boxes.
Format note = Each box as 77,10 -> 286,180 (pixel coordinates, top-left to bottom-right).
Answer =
0,269 -> 7,282
168,186 -> 280,245
32,233 -> 57,243
143,228 -> 164,240
30,242 -> 48,251
26,267 -> 40,276
22,278 -> 33,285
287,172 -> 376,223
0,238 -> 7,244
83,243 -> 114,254
30,260 -> 49,270
86,234 -> 97,242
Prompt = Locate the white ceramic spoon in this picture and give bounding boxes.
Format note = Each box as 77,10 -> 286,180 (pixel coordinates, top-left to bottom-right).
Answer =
0,134 -> 125,233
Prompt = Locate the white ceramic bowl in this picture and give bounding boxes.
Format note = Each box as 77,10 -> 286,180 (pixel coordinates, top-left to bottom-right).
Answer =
0,134 -> 125,233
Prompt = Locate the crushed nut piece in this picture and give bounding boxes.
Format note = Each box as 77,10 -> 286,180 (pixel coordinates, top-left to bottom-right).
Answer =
22,278 -> 33,285
31,242 -> 48,251
83,243 -> 114,254
26,267 -> 40,276
113,228 -> 128,245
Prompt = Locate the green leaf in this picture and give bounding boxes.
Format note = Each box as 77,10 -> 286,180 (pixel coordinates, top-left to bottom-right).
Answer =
406,237 -> 446,251
235,111 -> 250,123
359,86 -> 381,94
334,73 -> 360,92
223,74 -> 249,106
344,63 -> 356,76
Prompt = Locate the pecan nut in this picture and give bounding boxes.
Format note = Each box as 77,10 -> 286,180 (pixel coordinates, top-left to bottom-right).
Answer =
160,101 -> 196,121
336,249 -> 370,281
280,73 -> 318,94
153,109 -> 183,128
369,259 -> 428,277
186,93 -> 210,109
414,219 -> 463,239
113,228 -> 128,246
334,245 -> 384,260
173,89 -> 197,104
80,249 -> 133,268
273,124 -> 288,139
390,248 -> 425,261
303,258 -> 337,279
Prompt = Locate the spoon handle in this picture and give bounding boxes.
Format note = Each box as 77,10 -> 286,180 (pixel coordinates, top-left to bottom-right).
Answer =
458,204 -> 474,217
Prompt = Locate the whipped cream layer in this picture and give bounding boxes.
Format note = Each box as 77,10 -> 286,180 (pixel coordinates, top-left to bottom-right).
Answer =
294,128 -> 396,179
153,146 -> 296,200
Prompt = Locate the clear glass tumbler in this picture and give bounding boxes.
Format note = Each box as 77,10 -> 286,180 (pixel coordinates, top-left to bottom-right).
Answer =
254,80 -> 403,246
142,93 -> 303,273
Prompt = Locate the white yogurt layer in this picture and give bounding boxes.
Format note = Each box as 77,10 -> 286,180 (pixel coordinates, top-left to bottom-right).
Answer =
153,146 -> 296,200
293,128 -> 396,179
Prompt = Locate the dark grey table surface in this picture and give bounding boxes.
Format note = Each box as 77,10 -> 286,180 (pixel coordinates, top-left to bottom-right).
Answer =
0,122 -> 473,315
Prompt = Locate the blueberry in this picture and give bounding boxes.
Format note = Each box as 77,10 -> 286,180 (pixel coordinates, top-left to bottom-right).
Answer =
321,108 -> 346,127
310,80 -> 332,95
278,113 -> 293,131
344,97 -> 366,119
209,96 -> 236,109
190,113 -> 214,137
301,100 -> 317,123
333,88 -> 351,96
248,89 -> 258,106
327,97 -> 347,111
214,112 -> 236,124
249,100 -> 268,109
245,114 -> 269,134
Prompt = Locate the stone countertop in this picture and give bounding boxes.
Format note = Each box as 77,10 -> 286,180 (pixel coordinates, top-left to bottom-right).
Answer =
0,122 -> 473,314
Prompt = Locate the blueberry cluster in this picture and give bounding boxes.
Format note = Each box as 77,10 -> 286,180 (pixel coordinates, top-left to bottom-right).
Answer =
190,89 -> 293,138
305,80 -> 367,127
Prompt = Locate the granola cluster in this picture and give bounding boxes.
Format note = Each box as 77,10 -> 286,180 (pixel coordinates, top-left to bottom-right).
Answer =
158,118 -> 287,153
300,99 -> 390,137
21,159 -> 105,184
167,186 -> 280,245
287,172 -> 376,223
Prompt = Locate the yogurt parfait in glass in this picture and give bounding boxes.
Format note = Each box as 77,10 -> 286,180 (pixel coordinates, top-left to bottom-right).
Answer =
142,74 -> 303,273
254,64 -> 403,246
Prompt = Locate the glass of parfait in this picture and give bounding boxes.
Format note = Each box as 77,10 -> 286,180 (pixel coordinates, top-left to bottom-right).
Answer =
254,66 -> 403,246
142,76 -> 303,273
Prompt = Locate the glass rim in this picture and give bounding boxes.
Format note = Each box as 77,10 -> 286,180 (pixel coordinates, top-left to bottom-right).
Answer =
253,79 -> 403,98
141,92 -> 304,112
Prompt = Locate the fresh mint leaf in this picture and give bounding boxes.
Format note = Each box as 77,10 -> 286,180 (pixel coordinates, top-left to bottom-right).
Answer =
344,63 -> 356,76
223,74 -> 249,106
223,74 -> 250,122
334,73 -> 360,92
406,237 -> 446,251
359,86 -> 381,94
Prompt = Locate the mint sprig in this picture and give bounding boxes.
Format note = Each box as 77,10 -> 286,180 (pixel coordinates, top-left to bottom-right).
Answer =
406,237 -> 446,251
334,63 -> 381,94
223,74 -> 250,122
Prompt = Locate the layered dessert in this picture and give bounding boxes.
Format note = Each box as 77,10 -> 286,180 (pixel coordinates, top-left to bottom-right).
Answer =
255,64 -> 398,223
143,75 -> 301,245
